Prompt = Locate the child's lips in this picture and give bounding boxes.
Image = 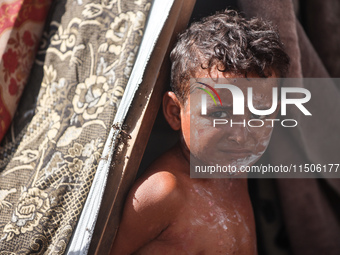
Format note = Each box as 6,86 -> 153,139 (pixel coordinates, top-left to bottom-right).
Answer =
219,148 -> 252,157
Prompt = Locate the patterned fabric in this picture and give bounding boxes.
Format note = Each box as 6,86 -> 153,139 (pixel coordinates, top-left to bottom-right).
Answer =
0,0 -> 51,142
0,0 -> 151,253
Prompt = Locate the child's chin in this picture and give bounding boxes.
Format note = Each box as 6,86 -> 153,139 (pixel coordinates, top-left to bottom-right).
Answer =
230,154 -> 261,167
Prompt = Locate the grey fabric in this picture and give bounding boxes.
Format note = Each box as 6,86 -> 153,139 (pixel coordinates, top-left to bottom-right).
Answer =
303,0 -> 340,78
238,0 -> 340,254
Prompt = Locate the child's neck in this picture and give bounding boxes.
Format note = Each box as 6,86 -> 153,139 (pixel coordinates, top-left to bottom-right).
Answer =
175,139 -> 248,189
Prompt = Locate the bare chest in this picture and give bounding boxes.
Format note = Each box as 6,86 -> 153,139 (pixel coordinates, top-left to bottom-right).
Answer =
136,186 -> 257,255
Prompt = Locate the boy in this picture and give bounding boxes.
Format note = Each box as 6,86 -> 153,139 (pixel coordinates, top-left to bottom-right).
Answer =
111,9 -> 289,255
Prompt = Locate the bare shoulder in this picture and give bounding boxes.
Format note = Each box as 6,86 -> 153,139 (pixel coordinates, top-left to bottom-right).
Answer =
131,149 -> 187,215
136,170 -> 179,201
127,143 -> 187,218
110,150 -> 186,254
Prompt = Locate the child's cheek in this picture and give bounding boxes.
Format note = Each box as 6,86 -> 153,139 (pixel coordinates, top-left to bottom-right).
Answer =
229,127 -> 274,168
252,126 -> 274,156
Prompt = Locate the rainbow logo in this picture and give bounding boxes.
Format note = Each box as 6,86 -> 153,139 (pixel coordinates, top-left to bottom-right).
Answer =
196,82 -> 223,106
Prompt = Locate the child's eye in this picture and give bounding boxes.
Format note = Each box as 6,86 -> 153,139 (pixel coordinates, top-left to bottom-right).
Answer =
250,113 -> 266,120
209,111 -> 228,118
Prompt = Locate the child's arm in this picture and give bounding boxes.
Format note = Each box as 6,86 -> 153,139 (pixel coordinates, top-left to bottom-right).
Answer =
110,171 -> 181,255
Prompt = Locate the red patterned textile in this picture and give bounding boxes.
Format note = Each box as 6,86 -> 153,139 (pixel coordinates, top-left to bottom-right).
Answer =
0,0 -> 51,142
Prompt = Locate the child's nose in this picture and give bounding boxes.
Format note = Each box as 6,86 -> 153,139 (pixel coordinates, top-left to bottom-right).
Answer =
227,127 -> 248,145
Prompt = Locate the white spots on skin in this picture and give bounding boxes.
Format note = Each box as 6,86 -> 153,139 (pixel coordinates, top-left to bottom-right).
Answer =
231,153 -> 262,170
189,184 -> 240,232
190,200 -> 251,239
190,215 -> 206,227
234,209 -> 250,235
245,122 -> 252,133
227,127 -> 273,173
234,210 -> 242,223
242,219 -> 250,234
254,128 -> 273,154
251,93 -> 271,105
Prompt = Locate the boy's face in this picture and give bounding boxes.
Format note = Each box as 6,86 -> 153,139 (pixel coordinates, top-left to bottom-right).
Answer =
179,69 -> 279,169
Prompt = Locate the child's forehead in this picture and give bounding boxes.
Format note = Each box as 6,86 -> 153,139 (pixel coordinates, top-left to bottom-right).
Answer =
187,72 -> 279,109
188,69 -> 242,94
190,70 -> 278,92
192,67 -> 278,81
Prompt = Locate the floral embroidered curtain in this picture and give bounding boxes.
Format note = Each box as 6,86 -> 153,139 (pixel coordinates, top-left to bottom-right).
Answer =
0,0 -> 151,253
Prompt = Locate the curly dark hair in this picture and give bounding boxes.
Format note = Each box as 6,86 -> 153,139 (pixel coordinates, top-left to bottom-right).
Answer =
170,9 -> 290,103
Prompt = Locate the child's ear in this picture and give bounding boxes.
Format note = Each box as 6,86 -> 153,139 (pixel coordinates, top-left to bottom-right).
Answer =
163,92 -> 181,131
